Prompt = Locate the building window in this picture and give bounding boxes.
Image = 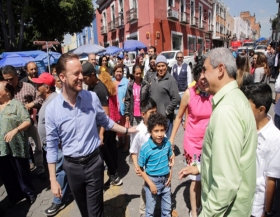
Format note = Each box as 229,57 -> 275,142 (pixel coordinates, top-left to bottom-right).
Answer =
216,22 -> 219,32
180,0 -> 185,13
118,0 -> 123,12
111,4 -> 115,23
197,38 -> 204,55
130,0 -> 137,9
188,35 -> 196,55
168,0 -> 174,7
208,11 -> 212,26
190,0 -> 195,21
216,5 -> 219,15
206,39 -> 210,52
103,12 -> 107,27
199,5 -> 202,26
171,31 -> 183,50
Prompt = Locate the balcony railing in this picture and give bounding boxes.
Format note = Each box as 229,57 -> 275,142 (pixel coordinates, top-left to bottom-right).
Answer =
100,26 -> 107,35
126,8 -> 138,23
115,16 -> 124,28
108,20 -> 116,32
167,8 -> 179,20
208,24 -> 214,32
190,17 -> 198,26
180,12 -> 189,23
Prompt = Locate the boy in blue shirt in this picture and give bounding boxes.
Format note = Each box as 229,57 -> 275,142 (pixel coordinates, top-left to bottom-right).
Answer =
138,113 -> 173,217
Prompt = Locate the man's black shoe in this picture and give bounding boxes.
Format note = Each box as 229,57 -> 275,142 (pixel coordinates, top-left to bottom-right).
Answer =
44,203 -> 66,216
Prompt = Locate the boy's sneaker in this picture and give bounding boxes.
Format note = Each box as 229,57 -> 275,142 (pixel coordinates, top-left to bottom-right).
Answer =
44,203 -> 65,216
104,174 -> 123,187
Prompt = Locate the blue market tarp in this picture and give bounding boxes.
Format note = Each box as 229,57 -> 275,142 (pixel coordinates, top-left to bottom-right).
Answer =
0,50 -> 45,58
0,54 -> 29,68
35,61 -> 47,75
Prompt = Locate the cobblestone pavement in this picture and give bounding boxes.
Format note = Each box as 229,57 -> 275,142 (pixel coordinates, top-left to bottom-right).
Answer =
0,103 -> 280,217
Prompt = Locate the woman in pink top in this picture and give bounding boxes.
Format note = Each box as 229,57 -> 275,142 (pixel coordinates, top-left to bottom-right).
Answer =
170,59 -> 212,217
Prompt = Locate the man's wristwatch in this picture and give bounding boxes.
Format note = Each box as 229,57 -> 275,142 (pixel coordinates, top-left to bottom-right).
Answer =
265,211 -> 274,217
124,128 -> 128,135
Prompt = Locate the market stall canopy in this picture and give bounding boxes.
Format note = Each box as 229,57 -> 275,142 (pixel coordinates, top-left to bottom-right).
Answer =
73,44 -> 106,55
0,50 -> 45,59
123,40 -> 147,52
256,37 -> 266,42
99,46 -> 123,55
0,54 -> 30,68
34,51 -> 61,65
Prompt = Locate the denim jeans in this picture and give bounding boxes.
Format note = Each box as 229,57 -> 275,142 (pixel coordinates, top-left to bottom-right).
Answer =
144,175 -> 171,217
274,114 -> 280,130
53,149 -> 70,205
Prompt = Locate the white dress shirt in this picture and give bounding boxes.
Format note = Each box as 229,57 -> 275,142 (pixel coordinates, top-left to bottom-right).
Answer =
251,115 -> 280,216
274,75 -> 280,115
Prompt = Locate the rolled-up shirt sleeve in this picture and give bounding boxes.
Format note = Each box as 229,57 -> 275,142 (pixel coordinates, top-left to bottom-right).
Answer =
45,103 -> 59,163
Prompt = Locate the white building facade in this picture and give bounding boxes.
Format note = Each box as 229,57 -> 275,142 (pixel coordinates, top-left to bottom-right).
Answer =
233,17 -> 251,41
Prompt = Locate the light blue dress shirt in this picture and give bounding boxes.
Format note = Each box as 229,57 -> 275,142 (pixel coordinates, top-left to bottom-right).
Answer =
45,90 -> 115,163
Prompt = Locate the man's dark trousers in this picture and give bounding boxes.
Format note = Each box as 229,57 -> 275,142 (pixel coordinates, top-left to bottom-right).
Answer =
63,151 -> 104,217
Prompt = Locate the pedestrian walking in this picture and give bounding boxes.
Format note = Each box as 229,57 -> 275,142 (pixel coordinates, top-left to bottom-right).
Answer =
170,58 -> 212,217
178,48 -> 257,217
138,113 -> 173,217
45,53 -> 137,217
242,83 -> 280,217
32,73 -> 70,216
0,81 -> 36,205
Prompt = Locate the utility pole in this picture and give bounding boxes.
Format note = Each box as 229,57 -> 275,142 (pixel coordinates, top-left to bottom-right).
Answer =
33,41 -> 60,73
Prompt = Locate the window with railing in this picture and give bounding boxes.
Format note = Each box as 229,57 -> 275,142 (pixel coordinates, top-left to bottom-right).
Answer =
190,0 -> 194,23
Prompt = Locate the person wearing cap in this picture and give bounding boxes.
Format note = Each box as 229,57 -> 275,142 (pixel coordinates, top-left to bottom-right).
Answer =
45,53 -> 137,217
117,53 -> 130,79
82,62 -> 123,187
32,73 -> 70,216
148,55 -> 180,138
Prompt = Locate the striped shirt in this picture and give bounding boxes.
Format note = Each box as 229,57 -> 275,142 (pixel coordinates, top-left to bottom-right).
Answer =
138,137 -> 172,176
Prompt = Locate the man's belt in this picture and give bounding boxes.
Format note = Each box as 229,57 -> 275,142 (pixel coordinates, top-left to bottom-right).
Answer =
64,148 -> 99,165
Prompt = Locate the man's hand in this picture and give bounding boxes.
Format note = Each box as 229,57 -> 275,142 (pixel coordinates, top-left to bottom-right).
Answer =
126,116 -> 130,122
127,126 -> 139,135
178,165 -> 199,180
51,180 -> 62,199
4,129 -> 18,142
99,133 -> 104,146
149,183 -> 158,194
25,102 -> 34,110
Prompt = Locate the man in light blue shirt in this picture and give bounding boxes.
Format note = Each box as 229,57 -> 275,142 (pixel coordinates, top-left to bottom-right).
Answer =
46,53 -> 137,217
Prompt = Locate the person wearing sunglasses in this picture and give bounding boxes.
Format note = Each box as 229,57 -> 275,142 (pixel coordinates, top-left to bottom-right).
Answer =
171,51 -> 192,96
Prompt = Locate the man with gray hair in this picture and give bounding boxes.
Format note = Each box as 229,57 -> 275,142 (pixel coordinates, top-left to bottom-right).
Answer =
178,48 -> 257,216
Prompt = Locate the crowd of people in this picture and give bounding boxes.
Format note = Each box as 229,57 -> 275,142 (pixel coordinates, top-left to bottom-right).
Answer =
0,45 -> 279,217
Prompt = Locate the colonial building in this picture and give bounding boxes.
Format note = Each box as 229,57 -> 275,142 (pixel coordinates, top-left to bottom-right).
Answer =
226,12 -> 234,47
240,11 -> 261,40
96,0 -> 214,55
211,0 -> 228,47
233,17 -> 252,41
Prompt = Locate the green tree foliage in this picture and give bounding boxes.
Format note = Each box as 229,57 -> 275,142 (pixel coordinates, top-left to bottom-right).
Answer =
0,0 -> 94,52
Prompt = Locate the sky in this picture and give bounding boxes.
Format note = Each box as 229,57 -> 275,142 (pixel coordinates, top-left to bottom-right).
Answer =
224,0 -> 279,38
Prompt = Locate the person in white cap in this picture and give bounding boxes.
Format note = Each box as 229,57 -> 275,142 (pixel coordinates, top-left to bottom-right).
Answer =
147,55 -> 180,138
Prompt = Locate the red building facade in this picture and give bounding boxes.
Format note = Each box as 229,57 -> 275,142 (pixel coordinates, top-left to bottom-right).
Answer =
96,0 -> 213,56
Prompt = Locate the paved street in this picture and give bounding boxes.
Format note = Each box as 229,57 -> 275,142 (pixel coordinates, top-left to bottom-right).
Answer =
0,83 -> 280,217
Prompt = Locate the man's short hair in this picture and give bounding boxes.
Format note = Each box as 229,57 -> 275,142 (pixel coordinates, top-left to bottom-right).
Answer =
147,113 -> 167,133
2,65 -> 18,76
24,61 -> 37,71
205,48 -> 237,79
140,98 -> 157,113
149,46 -> 156,53
56,53 -> 79,76
241,83 -> 272,114
176,51 -> 184,58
